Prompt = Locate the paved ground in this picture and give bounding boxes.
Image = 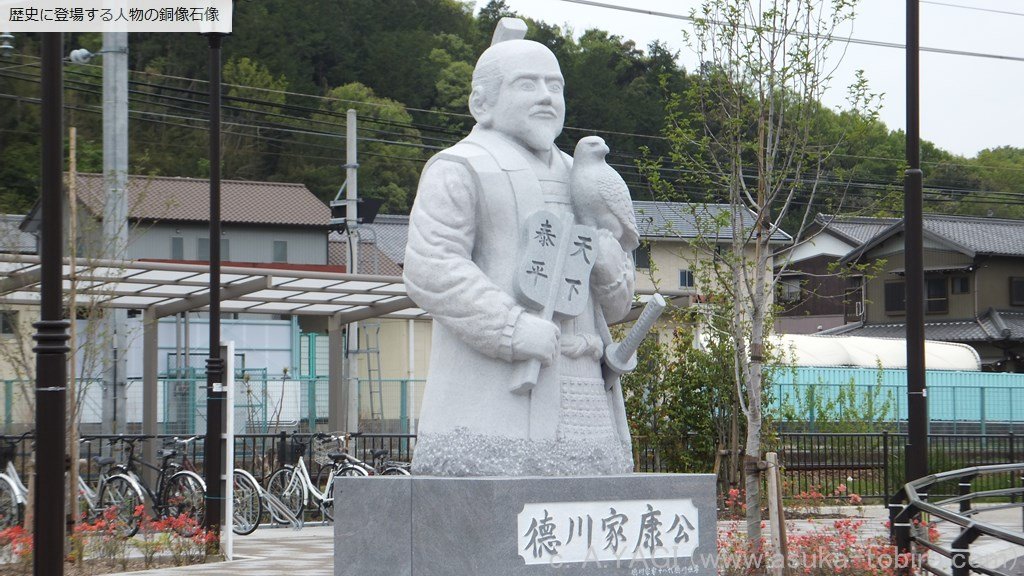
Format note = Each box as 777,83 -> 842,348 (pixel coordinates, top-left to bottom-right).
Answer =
121,524 -> 334,576
103,505 -> 1024,575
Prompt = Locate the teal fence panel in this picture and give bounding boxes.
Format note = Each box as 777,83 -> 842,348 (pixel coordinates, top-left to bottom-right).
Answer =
771,367 -> 1024,428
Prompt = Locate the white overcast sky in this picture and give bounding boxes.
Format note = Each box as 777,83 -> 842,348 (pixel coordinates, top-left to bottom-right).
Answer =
495,0 -> 1023,159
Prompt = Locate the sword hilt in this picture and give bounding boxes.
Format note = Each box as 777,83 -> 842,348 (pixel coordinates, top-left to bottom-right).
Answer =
605,293 -> 667,375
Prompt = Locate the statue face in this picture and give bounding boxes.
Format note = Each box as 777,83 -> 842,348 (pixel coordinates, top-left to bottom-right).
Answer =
487,46 -> 565,153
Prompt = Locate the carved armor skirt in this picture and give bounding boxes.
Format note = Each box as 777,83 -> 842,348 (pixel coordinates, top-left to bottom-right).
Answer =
412,356 -> 633,477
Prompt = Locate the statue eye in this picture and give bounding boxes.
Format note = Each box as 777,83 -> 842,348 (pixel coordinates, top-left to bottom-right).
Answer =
514,79 -> 537,91
548,81 -> 563,93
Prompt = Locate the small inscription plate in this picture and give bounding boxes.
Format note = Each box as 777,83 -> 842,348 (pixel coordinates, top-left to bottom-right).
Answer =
517,499 -> 699,566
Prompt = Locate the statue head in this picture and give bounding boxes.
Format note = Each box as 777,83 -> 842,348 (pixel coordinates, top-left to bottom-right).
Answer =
469,39 -> 565,154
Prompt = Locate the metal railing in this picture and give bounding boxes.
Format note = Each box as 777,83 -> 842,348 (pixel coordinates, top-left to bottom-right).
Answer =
890,463 -> 1024,576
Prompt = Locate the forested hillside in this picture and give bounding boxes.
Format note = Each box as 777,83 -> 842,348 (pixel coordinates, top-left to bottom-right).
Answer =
1,0 -> 1022,219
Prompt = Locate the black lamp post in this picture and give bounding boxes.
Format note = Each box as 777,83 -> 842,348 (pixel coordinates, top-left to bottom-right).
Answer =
904,0 -> 928,485
34,32 -> 70,576
202,11 -> 230,544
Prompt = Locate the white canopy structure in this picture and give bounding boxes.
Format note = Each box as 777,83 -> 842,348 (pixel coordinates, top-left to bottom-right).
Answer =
772,333 -> 982,371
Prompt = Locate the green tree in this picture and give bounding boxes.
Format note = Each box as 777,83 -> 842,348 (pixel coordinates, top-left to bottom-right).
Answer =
221,56 -> 289,179
622,311 -> 737,477
276,82 -> 423,213
643,0 -> 868,543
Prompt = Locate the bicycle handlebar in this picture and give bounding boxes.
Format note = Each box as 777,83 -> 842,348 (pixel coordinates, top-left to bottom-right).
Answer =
163,435 -> 199,447
0,430 -> 34,449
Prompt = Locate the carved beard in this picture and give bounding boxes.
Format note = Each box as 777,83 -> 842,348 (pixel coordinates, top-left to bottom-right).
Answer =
518,117 -> 563,153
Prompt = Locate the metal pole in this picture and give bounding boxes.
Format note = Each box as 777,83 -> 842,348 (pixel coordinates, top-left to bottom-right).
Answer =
345,109 -> 360,433
34,31 -> 69,576
904,0 -> 928,484
203,32 -> 225,544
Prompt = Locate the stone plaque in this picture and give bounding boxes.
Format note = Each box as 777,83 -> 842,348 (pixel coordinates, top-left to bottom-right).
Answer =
334,474 -> 716,576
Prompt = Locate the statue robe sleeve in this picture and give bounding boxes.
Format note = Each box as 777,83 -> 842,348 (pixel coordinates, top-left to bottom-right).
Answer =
404,160 -> 524,363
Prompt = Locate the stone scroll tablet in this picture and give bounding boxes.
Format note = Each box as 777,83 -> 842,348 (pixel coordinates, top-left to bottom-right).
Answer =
334,474 -> 717,576
515,209 -> 597,319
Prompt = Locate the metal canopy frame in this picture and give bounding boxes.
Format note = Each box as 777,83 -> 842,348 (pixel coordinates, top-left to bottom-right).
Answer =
0,254 -> 424,322
0,254 -> 683,322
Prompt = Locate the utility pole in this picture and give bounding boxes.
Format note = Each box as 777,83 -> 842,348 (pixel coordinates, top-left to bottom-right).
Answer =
344,109 -> 360,433
904,0 -> 928,484
100,31 -> 129,435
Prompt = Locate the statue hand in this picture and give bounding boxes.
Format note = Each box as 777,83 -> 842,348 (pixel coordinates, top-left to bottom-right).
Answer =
511,313 -> 561,367
591,228 -> 627,285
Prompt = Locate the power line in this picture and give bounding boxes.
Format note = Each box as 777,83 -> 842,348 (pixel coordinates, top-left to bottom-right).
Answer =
8,63 -> 1024,189
7,55 -> 1024,205
10,52 -> 1024,179
558,0 -> 1024,63
920,1 -> 1024,18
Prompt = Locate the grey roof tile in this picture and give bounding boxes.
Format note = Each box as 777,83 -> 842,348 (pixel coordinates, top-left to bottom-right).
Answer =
816,214 -> 899,245
921,214 -> 1024,257
73,173 -> 329,227
633,201 -> 792,243
0,215 -> 35,254
329,215 -> 409,277
831,310 -> 1024,342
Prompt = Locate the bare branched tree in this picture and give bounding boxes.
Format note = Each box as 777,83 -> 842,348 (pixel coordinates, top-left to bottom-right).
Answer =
640,0 -> 882,544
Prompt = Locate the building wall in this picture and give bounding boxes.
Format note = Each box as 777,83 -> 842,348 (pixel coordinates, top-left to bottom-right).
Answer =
127,222 -> 327,265
785,231 -> 854,263
636,240 -> 703,295
977,257 -> 1024,312
864,248 -> 976,323
638,239 -> 776,305
777,254 -> 849,318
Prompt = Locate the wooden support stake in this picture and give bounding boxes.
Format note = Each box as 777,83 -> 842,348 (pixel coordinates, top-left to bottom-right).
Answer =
766,452 -> 787,575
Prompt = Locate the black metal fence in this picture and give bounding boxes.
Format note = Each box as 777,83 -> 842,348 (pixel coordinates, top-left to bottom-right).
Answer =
1,431 -> 1020,503
776,432 -> 1024,503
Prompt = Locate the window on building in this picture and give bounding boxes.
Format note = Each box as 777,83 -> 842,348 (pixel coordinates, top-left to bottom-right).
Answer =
778,277 -> 802,303
198,238 -> 230,261
951,275 -> 970,295
926,277 -> 948,314
1012,277 -> 1024,306
634,242 -> 651,269
885,281 -> 905,314
273,240 -> 288,263
679,269 -> 694,288
170,237 -> 184,260
0,311 -> 16,336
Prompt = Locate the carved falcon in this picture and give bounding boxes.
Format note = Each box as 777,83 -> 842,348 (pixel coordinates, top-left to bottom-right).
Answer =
570,135 -> 640,252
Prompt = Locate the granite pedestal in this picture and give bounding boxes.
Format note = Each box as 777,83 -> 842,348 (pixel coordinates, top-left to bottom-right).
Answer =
334,474 -> 716,576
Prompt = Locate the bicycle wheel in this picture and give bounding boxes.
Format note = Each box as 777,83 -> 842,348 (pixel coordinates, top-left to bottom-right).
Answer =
0,475 -> 20,529
162,470 -> 206,536
318,465 -> 367,521
231,469 -> 262,535
381,465 -> 411,476
265,466 -> 305,524
97,474 -> 143,537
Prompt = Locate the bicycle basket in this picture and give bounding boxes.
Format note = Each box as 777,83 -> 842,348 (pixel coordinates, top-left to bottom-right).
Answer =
311,436 -> 342,466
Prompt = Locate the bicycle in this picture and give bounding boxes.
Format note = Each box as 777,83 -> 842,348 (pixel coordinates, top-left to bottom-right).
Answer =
267,433 -> 410,523
159,436 -> 263,536
318,444 -> 412,521
107,436 -> 206,536
0,432 -> 32,529
266,433 -> 360,523
231,467 -> 263,535
75,437 -> 147,537
323,447 -> 411,477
